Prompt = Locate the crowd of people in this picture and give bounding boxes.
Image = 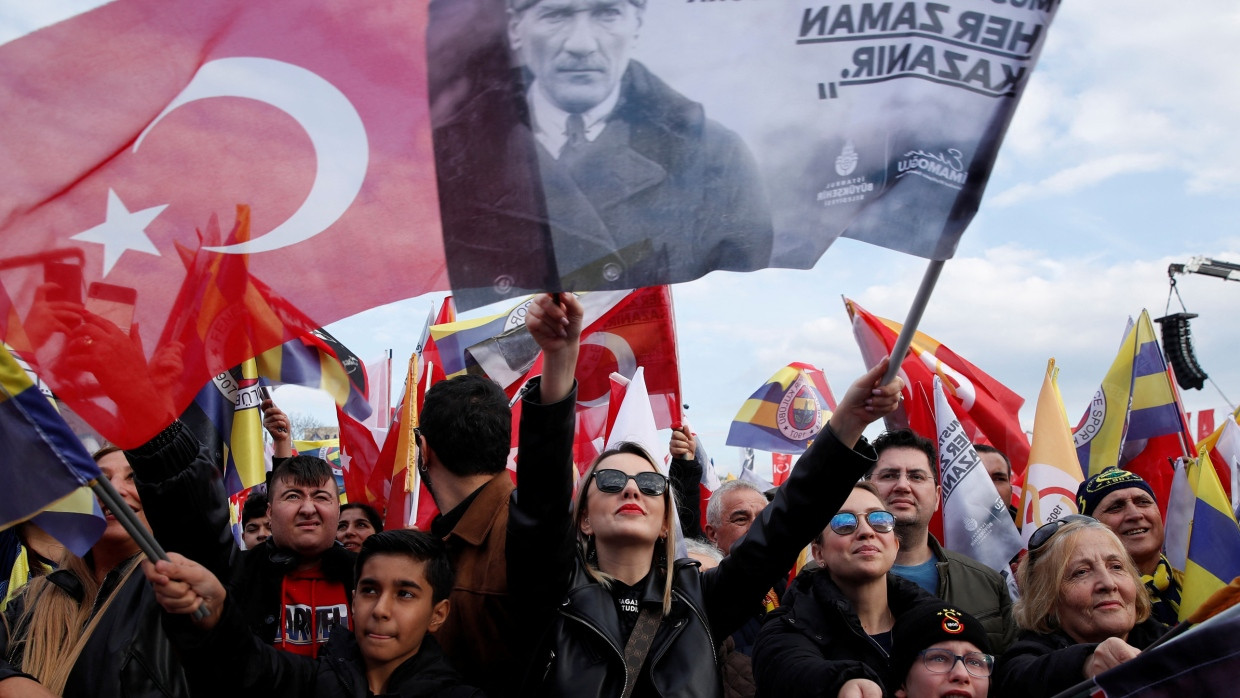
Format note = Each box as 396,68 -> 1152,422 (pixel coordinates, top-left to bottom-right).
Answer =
0,292 -> 1199,697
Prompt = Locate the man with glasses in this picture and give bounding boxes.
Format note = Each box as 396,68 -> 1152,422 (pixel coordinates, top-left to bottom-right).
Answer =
866,429 -> 1017,652
888,601 -> 993,698
1076,467 -> 1182,625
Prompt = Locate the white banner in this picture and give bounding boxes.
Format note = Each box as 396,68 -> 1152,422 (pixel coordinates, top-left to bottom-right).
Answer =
429,0 -> 1061,308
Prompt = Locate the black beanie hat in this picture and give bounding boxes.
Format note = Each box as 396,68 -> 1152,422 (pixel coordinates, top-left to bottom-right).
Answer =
1075,467 -> 1157,516
890,601 -> 991,686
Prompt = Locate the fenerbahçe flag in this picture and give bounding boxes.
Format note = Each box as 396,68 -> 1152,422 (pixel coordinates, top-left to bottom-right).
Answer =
727,363 -> 837,454
0,344 -> 105,556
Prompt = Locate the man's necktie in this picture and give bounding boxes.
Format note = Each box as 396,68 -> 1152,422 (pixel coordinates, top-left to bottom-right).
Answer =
560,113 -> 587,162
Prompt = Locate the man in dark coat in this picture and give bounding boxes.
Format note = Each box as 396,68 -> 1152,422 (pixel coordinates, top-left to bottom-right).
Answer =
433,0 -> 773,307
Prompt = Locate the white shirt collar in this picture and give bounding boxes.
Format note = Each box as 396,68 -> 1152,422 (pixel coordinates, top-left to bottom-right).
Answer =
527,79 -> 621,159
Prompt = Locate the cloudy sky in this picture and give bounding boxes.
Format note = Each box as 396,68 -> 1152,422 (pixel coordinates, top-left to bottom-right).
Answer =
7,1 -> 1239,479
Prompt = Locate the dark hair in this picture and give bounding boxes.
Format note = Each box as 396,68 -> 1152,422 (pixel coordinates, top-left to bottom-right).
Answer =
242,492 -> 269,525
341,502 -> 383,532
419,374 -> 511,476
871,429 -> 939,484
356,530 -> 456,604
972,444 -> 1011,476
269,455 -> 335,493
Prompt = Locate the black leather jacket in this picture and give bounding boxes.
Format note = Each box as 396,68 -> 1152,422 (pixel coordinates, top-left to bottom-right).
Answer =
2,556 -> 191,697
512,425 -> 878,698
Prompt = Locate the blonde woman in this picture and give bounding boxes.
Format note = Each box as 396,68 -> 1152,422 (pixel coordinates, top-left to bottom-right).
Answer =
993,516 -> 1167,698
510,298 -> 903,698
1,447 -> 194,697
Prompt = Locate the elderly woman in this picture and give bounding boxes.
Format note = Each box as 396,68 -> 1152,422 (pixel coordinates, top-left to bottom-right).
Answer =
752,482 -> 937,698
993,515 -> 1168,698
511,295 -> 904,698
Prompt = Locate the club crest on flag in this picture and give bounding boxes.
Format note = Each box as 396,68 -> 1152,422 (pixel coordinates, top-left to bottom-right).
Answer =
778,374 -> 824,442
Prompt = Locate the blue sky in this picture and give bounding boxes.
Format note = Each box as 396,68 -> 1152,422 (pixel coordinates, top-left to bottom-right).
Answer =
6,1 -> 1239,479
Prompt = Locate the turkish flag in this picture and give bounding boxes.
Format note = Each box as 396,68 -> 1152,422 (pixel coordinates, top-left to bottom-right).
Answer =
0,0 -> 444,447
846,298 -> 1030,473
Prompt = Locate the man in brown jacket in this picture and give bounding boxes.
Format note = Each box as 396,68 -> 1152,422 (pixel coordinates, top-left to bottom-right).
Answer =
420,294 -> 582,697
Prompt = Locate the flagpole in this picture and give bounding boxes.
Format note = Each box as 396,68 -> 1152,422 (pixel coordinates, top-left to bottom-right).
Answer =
882,259 -> 946,385
90,476 -> 209,621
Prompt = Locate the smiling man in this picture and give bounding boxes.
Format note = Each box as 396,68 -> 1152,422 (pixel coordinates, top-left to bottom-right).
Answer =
143,530 -> 482,697
866,429 -> 1017,653
1076,467 -> 1182,625
433,0 -> 773,303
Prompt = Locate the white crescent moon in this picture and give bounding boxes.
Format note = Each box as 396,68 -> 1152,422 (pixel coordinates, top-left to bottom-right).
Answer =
578,332 -> 638,408
134,57 -> 368,255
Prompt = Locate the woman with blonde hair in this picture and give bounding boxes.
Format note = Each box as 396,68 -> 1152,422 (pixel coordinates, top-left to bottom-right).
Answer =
1,446 -> 203,697
511,293 -> 905,698
993,515 -> 1167,698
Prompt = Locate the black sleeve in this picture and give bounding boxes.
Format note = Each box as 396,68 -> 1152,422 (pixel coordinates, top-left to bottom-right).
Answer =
669,454 -> 703,541
165,596 -> 320,697
699,425 -> 877,644
752,608 -> 885,698
507,379 -> 579,612
993,632 -> 1096,698
126,420 -> 236,579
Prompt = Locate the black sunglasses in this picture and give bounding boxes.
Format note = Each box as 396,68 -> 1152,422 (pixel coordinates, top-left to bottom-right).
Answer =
828,510 -> 896,535
592,469 -> 668,497
1027,514 -> 1096,552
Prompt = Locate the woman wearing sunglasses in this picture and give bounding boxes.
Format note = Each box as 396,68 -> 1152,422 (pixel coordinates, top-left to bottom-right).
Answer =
752,482 -> 937,698
510,299 -> 905,698
992,516 -> 1167,698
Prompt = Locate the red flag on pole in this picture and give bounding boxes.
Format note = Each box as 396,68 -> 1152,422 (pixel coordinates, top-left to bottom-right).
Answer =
0,0 -> 444,447
846,298 -> 1030,474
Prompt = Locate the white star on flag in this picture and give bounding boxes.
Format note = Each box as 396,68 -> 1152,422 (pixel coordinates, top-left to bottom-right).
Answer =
71,189 -> 167,275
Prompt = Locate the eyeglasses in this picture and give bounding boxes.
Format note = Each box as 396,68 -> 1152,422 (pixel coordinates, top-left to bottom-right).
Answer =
828,510 -> 896,535
918,649 -> 994,678
592,469 -> 668,497
1027,514 -> 1095,553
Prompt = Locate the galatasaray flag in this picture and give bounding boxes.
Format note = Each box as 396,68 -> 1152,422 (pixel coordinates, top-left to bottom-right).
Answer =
1018,359 -> 1085,545
0,344 -> 105,556
1180,446 -> 1240,620
726,363 -> 836,454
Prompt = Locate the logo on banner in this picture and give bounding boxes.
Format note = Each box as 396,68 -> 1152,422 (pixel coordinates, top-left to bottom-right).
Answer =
817,141 -> 875,207
1072,389 -> 1106,448
835,140 -> 858,176
896,147 -> 969,190
777,375 -> 823,441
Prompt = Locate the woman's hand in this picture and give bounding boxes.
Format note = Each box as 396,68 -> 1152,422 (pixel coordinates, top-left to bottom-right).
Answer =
1083,636 -> 1141,678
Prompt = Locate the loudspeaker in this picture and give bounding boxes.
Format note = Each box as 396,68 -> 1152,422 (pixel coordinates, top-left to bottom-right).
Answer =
1155,312 -> 1208,391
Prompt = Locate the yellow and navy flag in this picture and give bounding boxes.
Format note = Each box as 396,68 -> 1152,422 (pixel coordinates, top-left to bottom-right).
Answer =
726,363 -> 836,454
0,344 -> 105,556
255,328 -> 372,422
1180,446 -> 1240,621
1074,311 -> 1188,478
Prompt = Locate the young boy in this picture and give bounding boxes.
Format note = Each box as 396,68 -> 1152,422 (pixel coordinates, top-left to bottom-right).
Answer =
143,530 -> 481,697
888,601 -> 993,698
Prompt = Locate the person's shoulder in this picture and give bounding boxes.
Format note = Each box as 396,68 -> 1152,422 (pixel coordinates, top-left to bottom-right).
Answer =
936,540 -> 1004,581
